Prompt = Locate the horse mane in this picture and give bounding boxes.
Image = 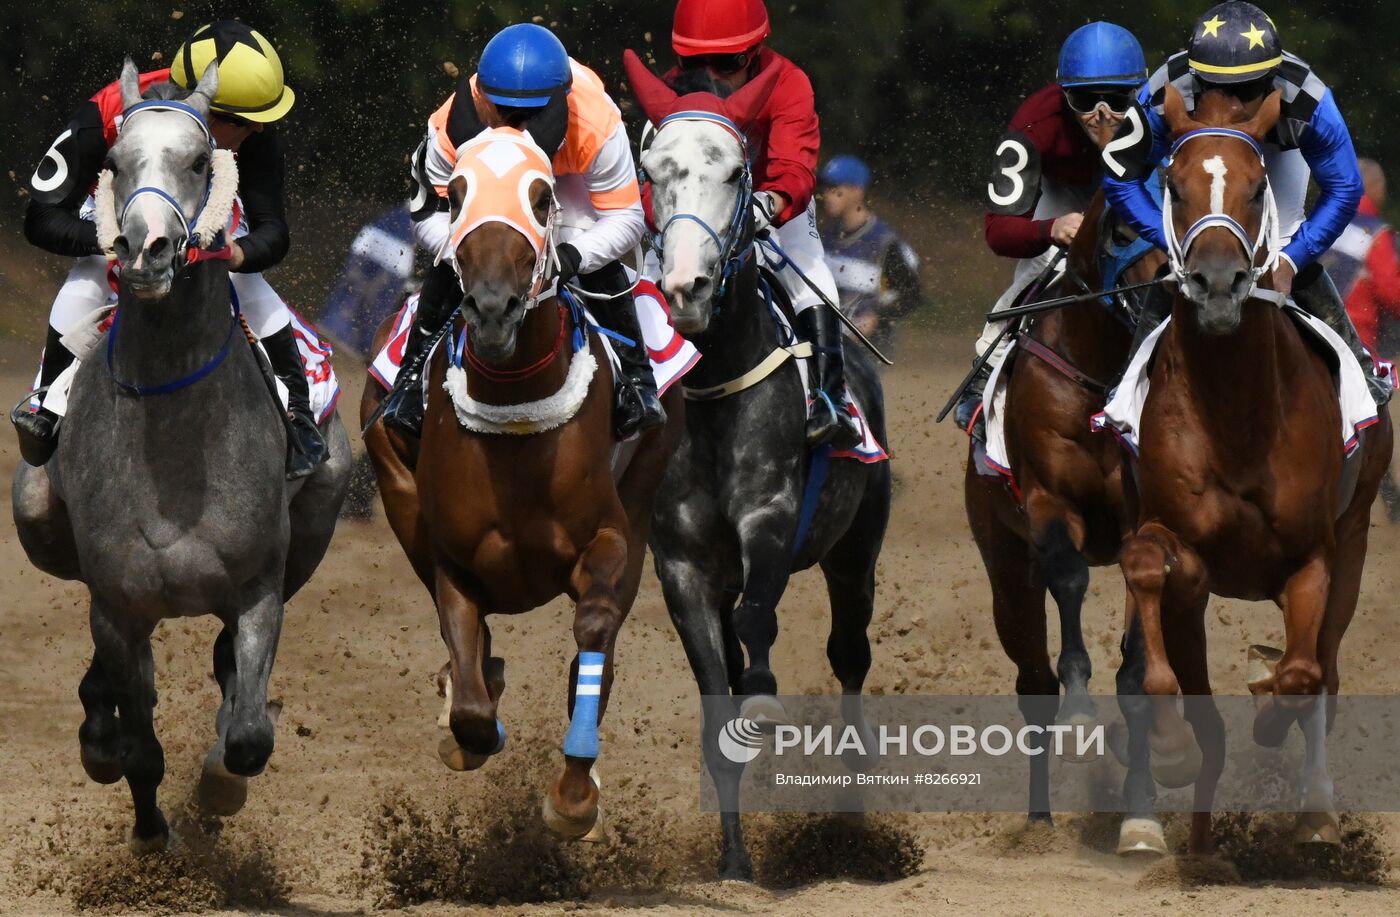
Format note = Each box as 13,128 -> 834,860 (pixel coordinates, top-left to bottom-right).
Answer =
666,68 -> 735,99
141,81 -> 195,102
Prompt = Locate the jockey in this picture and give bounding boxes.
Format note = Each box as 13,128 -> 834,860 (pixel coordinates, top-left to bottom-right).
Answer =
14,20 -> 326,478
818,155 -> 923,357
382,23 -> 665,439
955,21 -> 1148,440
1102,1 -> 1385,402
664,0 -> 862,449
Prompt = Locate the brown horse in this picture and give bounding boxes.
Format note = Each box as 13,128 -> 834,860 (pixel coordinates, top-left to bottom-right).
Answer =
965,190 -> 1165,822
1115,86 -> 1392,855
361,128 -> 683,839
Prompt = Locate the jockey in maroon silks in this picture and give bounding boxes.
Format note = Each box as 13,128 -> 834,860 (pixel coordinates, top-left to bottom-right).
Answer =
955,21 -> 1149,440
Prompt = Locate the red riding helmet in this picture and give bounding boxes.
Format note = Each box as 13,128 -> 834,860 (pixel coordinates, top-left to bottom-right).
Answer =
672,0 -> 771,57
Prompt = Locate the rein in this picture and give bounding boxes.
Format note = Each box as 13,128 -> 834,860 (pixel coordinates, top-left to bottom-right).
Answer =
1163,127 -> 1280,294
107,279 -> 241,398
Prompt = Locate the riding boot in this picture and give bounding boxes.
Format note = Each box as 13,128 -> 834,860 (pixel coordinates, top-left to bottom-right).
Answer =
11,325 -> 76,467
953,361 -> 992,443
381,261 -> 464,437
581,263 -> 666,438
262,325 -> 327,480
794,304 -> 862,450
1293,263 -> 1391,404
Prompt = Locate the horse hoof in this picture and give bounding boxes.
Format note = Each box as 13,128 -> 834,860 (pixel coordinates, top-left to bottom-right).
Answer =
739,695 -> 789,731
543,770 -> 600,841
80,746 -> 124,785
1117,817 -> 1168,856
197,752 -> 249,817
1055,697 -> 1100,764
1151,738 -> 1202,788
128,828 -> 171,856
718,849 -> 755,881
1293,811 -> 1341,846
437,735 -> 491,772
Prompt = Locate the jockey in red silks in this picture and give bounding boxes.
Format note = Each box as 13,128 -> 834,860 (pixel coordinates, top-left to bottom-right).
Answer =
954,21 -> 1149,441
651,0 -> 862,449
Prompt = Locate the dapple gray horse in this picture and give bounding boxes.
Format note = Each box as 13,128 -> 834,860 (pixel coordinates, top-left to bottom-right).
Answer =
627,56 -> 892,879
12,61 -> 351,852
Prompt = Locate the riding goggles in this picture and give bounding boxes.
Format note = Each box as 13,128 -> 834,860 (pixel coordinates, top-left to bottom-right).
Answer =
1064,88 -> 1135,115
681,51 -> 752,77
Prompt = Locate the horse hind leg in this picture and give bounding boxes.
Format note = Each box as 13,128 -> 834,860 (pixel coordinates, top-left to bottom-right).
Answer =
77,657 -> 122,784
90,603 -> 168,852
546,528 -> 630,841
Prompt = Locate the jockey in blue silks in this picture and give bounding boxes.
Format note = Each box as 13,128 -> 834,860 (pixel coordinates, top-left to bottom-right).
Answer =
1102,1 -> 1388,403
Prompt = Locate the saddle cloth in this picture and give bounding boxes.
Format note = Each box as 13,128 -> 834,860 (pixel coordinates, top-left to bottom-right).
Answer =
1093,307 -> 1393,458
33,302 -> 340,425
370,276 -> 700,404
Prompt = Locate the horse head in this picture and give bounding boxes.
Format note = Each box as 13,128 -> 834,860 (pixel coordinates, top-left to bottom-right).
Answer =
1160,83 -> 1283,334
624,50 -> 782,334
105,58 -> 222,301
445,127 -> 557,363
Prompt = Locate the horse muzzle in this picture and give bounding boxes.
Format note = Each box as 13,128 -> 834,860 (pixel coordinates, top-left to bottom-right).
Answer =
1184,256 -> 1251,335
463,293 -> 523,363
662,274 -> 715,335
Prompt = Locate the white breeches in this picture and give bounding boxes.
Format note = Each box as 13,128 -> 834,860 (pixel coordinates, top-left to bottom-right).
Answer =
759,199 -> 838,314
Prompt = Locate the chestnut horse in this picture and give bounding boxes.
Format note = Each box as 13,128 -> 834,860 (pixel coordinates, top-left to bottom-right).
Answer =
965,190 -> 1164,826
1114,87 -> 1392,855
361,128 -> 684,839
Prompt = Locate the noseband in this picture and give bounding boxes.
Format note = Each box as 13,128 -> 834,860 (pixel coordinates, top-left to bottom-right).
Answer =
1163,127 -> 1279,295
647,111 -> 753,302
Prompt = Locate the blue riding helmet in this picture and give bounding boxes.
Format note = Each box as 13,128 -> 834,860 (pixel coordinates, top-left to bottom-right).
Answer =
477,23 -> 572,108
820,155 -> 870,189
1057,21 -> 1148,88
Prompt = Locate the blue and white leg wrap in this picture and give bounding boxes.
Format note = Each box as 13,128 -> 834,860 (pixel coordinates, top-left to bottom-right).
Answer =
563,651 -> 606,759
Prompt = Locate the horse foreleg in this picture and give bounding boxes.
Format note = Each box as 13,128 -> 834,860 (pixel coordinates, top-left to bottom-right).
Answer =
731,514 -> 793,720
89,602 -> 167,852
1164,595 -> 1224,855
545,527 -> 629,841
1120,524 -> 1203,782
1115,612 -> 1165,855
435,565 -> 503,770
1026,503 -> 1095,731
196,626 -> 251,816
222,590 -> 284,779
77,656 -> 122,784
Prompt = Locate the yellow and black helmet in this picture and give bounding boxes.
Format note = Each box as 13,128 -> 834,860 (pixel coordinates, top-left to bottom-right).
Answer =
171,20 -> 295,123
1187,2 -> 1282,85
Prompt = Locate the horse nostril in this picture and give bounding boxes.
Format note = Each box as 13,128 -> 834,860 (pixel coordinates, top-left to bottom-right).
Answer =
114,236 -> 132,261
147,237 -> 170,259
507,296 -> 522,313
1230,270 -> 1251,296
690,275 -> 711,299
1186,272 -> 1209,297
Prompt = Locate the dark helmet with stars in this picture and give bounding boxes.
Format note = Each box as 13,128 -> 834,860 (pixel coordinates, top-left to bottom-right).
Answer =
1187,2 -> 1283,85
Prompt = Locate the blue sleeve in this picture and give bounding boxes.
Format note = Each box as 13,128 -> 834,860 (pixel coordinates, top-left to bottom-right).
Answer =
1102,84 -> 1172,251
1282,89 -> 1362,270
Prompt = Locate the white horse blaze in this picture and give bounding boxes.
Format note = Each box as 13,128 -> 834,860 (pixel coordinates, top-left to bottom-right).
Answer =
1203,155 -> 1229,215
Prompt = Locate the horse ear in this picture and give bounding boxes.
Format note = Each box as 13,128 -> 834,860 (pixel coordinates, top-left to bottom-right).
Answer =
623,49 -> 678,124
1162,84 -> 1197,137
189,63 -> 218,119
119,57 -> 142,109
719,59 -> 784,127
1242,88 -> 1283,141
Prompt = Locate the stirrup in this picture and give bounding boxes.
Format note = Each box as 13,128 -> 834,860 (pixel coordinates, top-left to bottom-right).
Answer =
11,392 -> 61,467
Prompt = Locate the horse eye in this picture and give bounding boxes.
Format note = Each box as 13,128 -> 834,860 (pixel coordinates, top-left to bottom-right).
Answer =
1252,183 -> 1267,202
1166,182 -> 1181,202
192,154 -> 209,174
726,166 -> 742,184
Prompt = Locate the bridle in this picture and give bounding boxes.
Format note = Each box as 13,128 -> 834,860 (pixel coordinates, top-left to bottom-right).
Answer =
645,110 -> 753,303
1162,127 -> 1279,296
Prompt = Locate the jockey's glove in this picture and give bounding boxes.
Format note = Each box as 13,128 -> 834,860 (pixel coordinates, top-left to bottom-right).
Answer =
555,242 -> 583,284
751,191 -> 779,236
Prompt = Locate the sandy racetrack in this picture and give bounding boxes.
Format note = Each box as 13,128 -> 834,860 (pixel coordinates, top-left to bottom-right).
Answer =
1,331 -> 1398,915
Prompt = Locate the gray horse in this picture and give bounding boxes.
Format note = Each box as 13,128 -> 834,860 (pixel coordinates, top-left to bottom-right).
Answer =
11,60 -> 351,852
629,65 -> 893,879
